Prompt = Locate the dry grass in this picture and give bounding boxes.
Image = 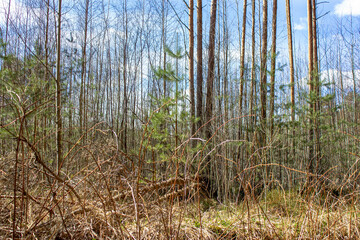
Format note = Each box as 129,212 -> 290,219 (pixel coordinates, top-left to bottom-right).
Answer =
1,126 -> 359,239
1,151 -> 360,240
1,192 -> 359,239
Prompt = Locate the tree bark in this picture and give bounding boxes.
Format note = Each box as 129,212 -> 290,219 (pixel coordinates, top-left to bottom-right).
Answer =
312,0 -> 321,171
189,0 -> 195,139
285,0 -> 295,158
43,0 -> 50,155
205,0 -> 217,140
56,0 -> 63,175
307,0 -> 314,175
249,0 -> 256,134
162,0 -> 167,97
79,0 -> 89,139
269,0 -> 277,138
260,0 -> 268,148
196,0 -> 203,131
238,0 -> 247,140
122,0 -> 128,152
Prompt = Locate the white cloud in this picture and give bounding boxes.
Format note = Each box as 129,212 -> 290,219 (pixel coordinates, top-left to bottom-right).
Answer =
294,17 -> 307,31
294,23 -> 305,31
334,0 -> 360,17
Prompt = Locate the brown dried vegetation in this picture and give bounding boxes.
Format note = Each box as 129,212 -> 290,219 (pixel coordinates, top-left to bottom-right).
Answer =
1,128 -> 360,239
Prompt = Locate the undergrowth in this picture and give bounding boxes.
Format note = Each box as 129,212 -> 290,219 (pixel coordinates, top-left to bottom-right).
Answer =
1,146 -> 359,240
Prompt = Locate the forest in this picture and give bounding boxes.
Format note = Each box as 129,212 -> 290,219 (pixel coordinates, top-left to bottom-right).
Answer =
0,0 -> 359,239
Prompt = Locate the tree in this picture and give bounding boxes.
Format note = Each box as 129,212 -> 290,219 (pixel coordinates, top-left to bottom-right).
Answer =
238,0 -> 247,139
202,0 -> 217,197
260,0 -> 268,149
189,0 -> 195,138
205,0 -> 217,140
307,0 -> 315,175
56,0 -> 63,175
269,0 -> 277,137
161,0 -> 167,97
122,0 -> 129,152
285,0 -> 295,157
248,0 -> 257,139
196,0 -> 203,131
311,0 -> 321,171
79,0 -> 89,140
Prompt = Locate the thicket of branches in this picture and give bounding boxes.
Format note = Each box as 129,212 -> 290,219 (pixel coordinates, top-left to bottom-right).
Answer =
0,0 -> 359,239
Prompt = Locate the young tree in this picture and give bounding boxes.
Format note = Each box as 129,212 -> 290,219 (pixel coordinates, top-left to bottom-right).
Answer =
43,0 -> 51,154
56,0 -> 63,175
196,0 -> 203,131
205,0 -> 217,140
286,0 -> 295,157
161,0 -> 167,97
249,0 -> 256,136
269,0 -> 277,137
79,0 -> 90,139
189,0 -> 195,138
122,0 -> 129,152
307,0 -> 314,174
311,0 -> 321,170
260,0 -> 268,148
238,0 -> 247,139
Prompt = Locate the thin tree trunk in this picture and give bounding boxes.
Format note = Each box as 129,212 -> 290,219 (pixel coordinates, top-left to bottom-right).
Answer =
107,39 -> 113,127
249,0 -> 256,137
68,54 -> 73,152
269,0 -> 277,138
56,0 -> 63,175
122,0 -> 128,152
307,0 -> 314,175
162,0 -> 167,97
260,0 -> 268,148
43,0 -> 50,155
205,0 -> 217,140
203,0 -> 218,198
79,0 -> 89,138
222,0 -> 229,135
238,0 -> 247,139
311,0 -> 321,171
86,12 -> 93,132
189,0 -> 195,139
285,0 -> 295,158
5,0 -> 11,54
196,0 -> 203,131
216,10 -> 221,131
116,20 -> 121,134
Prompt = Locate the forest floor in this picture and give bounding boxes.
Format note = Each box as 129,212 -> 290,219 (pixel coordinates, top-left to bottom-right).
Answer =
1,135 -> 359,239
1,174 -> 359,239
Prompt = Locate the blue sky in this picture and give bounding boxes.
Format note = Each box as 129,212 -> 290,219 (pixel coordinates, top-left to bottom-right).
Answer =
288,0 -> 360,31
0,0 -> 359,68
1,0 -> 359,35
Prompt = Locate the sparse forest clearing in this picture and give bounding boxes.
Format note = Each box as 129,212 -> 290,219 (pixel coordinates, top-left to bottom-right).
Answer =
0,0 -> 359,239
